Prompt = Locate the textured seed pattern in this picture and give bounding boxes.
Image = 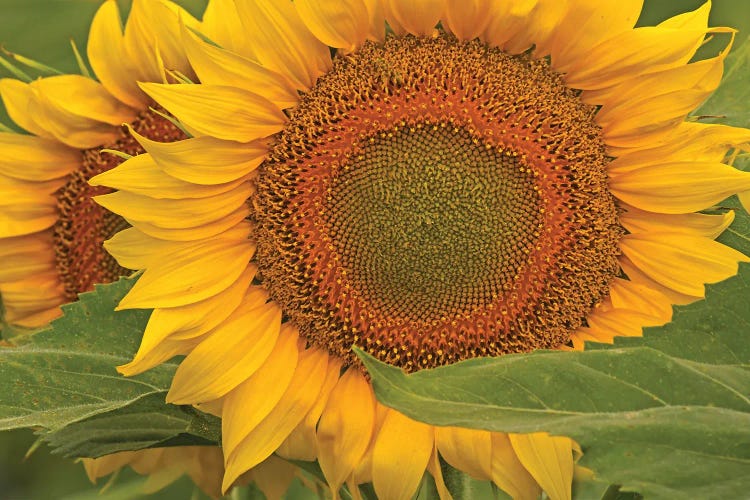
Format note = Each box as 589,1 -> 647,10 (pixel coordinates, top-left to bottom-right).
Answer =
254,35 -> 622,370
53,109 -> 186,301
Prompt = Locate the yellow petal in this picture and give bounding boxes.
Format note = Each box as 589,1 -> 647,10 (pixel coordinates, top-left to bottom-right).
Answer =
31,75 -> 136,148
426,443 -> 453,500
620,233 -> 750,296
223,343 -> 329,492
585,49 -> 725,111
276,356 -> 343,461
116,237 -> 256,309
584,304 -> 663,341
129,127 -> 268,185
82,452 -> 136,482
122,0 -> 163,82
0,272 -> 65,327
483,0 -> 538,50
28,96 -> 119,149
13,77 -> 124,149
5,304 -> 62,329
181,23 -> 299,109
87,0 -> 145,108
128,448 -> 167,474
317,368 -> 376,492
247,455 -> 297,500
618,254 -> 700,307
509,433 -> 573,500
620,208 -> 735,240
31,74 -> 137,126
184,447 -> 225,499
90,153 -> 246,199
119,337 -> 200,377
201,0 -> 257,61
104,220 -> 249,272
362,0 -> 386,42
0,172 -> 66,197
384,0 -> 444,36
104,227 -> 192,271
122,0 -> 199,83
658,0 -> 711,29
349,402 -> 390,486
296,0 -> 370,51
609,161 -> 750,213
0,78 -> 53,138
94,183 -> 253,228
564,3 -> 713,90
608,121 -> 750,166
740,190 -> 750,214
443,0 -> 491,41
140,82 -> 286,143
608,278 -> 677,324
503,0 -> 569,56
549,0 -> 642,72
0,132 -> 79,181
0,244 -> 55,282
568,327 -> 597,351
0,197 -> 58,238
372,409 -> 434,500
168,299 -> 281,404
0,229 -> 50,254
141,466 -> 185,494
597,56 -> 725,149
435,426 -> 492,480
490,433 -> 542,500
235,0 -> 332,90
120,267 -> 258,376
126,206 -> 250,242
221,324 -> 298,456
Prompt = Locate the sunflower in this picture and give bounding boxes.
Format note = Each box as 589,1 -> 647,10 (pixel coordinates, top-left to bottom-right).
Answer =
0,0 -> 198,327
0,0 -> 225,495
92,0 -> 750,498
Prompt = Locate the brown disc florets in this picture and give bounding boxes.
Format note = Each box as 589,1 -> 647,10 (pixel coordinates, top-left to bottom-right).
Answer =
53,109 -> 186,301
254,35 -> 623,371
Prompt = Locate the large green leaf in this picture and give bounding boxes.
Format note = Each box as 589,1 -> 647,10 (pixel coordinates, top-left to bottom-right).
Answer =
695,35 -> 750,128
357,208 -> 750,499
0,277 -> 221,457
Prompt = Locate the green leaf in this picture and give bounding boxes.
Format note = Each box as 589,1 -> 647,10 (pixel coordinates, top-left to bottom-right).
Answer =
694,35 -> 750,127
357,209 -> 750,499
0,277 -> 220,457
43,393 -> 219,459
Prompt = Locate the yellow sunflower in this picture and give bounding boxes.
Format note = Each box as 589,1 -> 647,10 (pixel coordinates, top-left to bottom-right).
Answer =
0,0 -> 198,327
92,0 -> 750,498
0,0 -> 225,495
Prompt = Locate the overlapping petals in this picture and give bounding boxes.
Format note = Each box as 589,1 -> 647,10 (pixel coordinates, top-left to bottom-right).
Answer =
0,0 -> 200,327
0,0 -> 224,492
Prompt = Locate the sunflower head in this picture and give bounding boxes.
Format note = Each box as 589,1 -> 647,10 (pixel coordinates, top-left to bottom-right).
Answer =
90,0 -> 750,498
252,33 -> 625,370
0,0 -> 202,327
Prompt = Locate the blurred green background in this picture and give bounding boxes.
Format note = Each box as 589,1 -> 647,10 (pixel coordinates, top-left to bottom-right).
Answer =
0,0 -> 748,498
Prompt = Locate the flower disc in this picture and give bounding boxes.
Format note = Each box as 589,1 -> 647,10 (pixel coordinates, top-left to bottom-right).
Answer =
53,110 -> 185,300
254,35 -> 623,370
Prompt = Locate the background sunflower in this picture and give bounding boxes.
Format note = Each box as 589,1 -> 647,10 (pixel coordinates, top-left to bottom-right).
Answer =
0,0 -> 749,499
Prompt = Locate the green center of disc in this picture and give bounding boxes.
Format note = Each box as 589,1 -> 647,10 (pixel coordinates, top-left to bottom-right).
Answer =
325,123 -> 542,321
